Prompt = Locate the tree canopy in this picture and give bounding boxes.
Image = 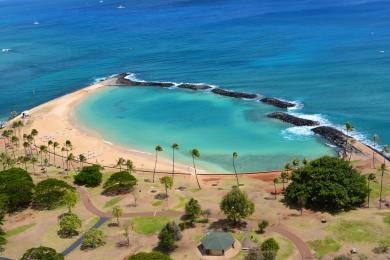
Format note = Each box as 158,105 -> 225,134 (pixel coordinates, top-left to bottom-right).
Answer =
20,246 -> 64,260
58,212 -> 82,238
128,251 -> 172,260
158,221 -> 182,252
0,167 -> 34,212
184,198 -> 201,222
74,165 -> 102,187
284,156 -> 368,213
32,178 -> 75,210
81,228 -> 106,250
261,238 -> 280,260
103,171 -> 137,195
220,187 -> 255,223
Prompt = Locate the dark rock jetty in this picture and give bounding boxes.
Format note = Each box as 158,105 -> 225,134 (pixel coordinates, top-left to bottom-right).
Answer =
311,126 -> 347,148
260,97 -> 295,109
267,112 -> 320,126
211,88 -> 257,99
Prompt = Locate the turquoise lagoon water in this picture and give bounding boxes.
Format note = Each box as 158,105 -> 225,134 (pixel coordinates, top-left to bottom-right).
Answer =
75,86 -> 335,172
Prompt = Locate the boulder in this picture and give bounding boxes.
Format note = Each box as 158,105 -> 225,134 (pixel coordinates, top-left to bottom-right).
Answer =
267,112 -> 320,126
211,88 -> 257,99
260,97 -> 295,109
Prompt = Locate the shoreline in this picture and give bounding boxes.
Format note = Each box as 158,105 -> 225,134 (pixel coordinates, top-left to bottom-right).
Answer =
7,74 -> 389,177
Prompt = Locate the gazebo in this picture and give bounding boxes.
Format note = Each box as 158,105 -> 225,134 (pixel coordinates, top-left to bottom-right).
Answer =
200,232 -> 235,256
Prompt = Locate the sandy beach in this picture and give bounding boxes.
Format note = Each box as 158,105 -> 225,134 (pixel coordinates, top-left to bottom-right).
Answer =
9,76 -> 388,178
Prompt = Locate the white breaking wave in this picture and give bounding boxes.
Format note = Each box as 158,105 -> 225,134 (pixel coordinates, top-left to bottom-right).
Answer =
92,73 -> 118,83
2,48 -> 12,53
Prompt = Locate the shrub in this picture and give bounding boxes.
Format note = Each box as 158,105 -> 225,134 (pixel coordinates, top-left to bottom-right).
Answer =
258,220 -> 269,234
285,156 -> 368,213
333,255 -> 351,260
103,171 -> 137,195
32,178 -> 75,210
20,246 -> 64,260
184,198 -> 201,222
128,251 -> 172,260
0,168 -> 34,212
261,238 -> 279,260
220,187 -> 255,224
81,228 -> 106,250
373,240 -> 390,254
58,213 -> 82,238
74,165 -> 102,187
158,222 -> 182,251
245,246 -> 262,260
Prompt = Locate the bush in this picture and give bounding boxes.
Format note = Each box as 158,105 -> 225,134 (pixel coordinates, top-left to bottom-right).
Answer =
0,168 -> 34,213
373,240 -> 389,254
128,251 -> 172,260
245,246 -> 262,260
58,213 -> 82,238
103,171 -> 137,195
258,220 -> 269,234
74,165 -> 102,187
285,156 -> 368,213
20,246 -> 64,260
32,178 -> 75,210
81,228 -> 106,250
333,255 -> 351,260
261,238 -> 279,260
158,222 -> 182,251
184,198 -> 201,222
220,187 -> 255,224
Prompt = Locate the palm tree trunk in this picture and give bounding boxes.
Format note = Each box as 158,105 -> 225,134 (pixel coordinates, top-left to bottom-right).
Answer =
233,159 -> 239,187
274,183 -> 277,199
53,147 -> 56,166
172,149 -> 175,180
380,171 -> 384,209
367,181 -> 370,208
153,152 -> 157,183
192,157 -> 201,189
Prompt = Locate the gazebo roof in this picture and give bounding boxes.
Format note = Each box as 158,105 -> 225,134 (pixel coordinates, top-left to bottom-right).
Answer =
201,232 -> 235,250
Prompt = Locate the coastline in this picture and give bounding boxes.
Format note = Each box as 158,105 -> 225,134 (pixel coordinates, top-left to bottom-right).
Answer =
9,75 -> 389,178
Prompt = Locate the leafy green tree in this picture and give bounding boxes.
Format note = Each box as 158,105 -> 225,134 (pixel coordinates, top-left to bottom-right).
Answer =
261,238 -> 279,260
158,222 -> 182,251
220,187 -> 255,224
103,171 -> 137,195
81,228 -> 106,250
63,191 -> 78,213
160,176 -> 173,197
257,220 -> 269,234
32,178 -> 75,210
128,251 -> 172,260
74,165 -> 102,187
58,213 -> 82,238
112,206 -> 123,226
184,198 -> 201,222
153,145 -> 163,183
0,213 -> 6,252
0,167 -> 34,212
285,156 -> 368,213
191,148 -> 201,189
20,246 -> 64,260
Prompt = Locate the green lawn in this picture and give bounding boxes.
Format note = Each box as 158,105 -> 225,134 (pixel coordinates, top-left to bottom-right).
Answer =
171,196 -> 188,210
152,200 -> 163,207
103,196 -> 124,208
131,216 -> 171,235
383,213 -> 390,226
308,238 -> 341,259
5,223 -> 36,238
327,220 -> 388,242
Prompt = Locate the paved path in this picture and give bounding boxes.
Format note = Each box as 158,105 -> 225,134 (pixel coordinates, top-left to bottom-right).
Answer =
62,217 -> 108,256
267,224 -> 313,260
76,186 -> 183,218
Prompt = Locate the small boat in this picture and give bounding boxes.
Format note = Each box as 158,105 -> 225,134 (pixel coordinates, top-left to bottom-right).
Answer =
117,4 -> 125,9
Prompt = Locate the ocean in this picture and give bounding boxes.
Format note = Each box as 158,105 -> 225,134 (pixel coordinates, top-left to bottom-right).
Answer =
1,0 -> 389,171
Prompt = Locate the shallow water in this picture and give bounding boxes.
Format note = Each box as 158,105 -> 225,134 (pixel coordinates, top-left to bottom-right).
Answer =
75,86 -> 335,172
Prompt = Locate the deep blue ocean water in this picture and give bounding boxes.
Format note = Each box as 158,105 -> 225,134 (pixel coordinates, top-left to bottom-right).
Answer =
1,0 -> 389,170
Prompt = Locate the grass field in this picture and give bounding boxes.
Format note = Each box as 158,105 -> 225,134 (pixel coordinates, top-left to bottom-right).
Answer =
131,216 -> 171,235
327,220 -> 389,242
103,196 -> 124,208
308,238 -> 341,258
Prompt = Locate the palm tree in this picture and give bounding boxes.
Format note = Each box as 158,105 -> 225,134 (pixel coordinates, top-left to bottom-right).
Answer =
1,130 -> 11,154
125,159 -> 133,173
11,136 -> 19,159
382,145 -> 389,165
171,143 -> 179,179
152,145 -> 163,183
31,156 -> 37,174
345,122 -> 354,160
79,154 -> 87,169
366,173 -> 376,208
273,178 -> 279,200
232,152 -> 239,187
191,148 -> 201,189
0,152 -> 9,170
61,147 -> 66,169
379,163 -> 387,209
116,157 -> 125,171
53,141 -> 59,166
23,141 -> 30,157
112,206 -> 123,226
47,140 -> 53,164
39,145 -> 47,166
372,134 -> 380,168
31,129 -> 39,157
65,140 -> 72,160
67,153 -> 75,172
280,171 -> 289,191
